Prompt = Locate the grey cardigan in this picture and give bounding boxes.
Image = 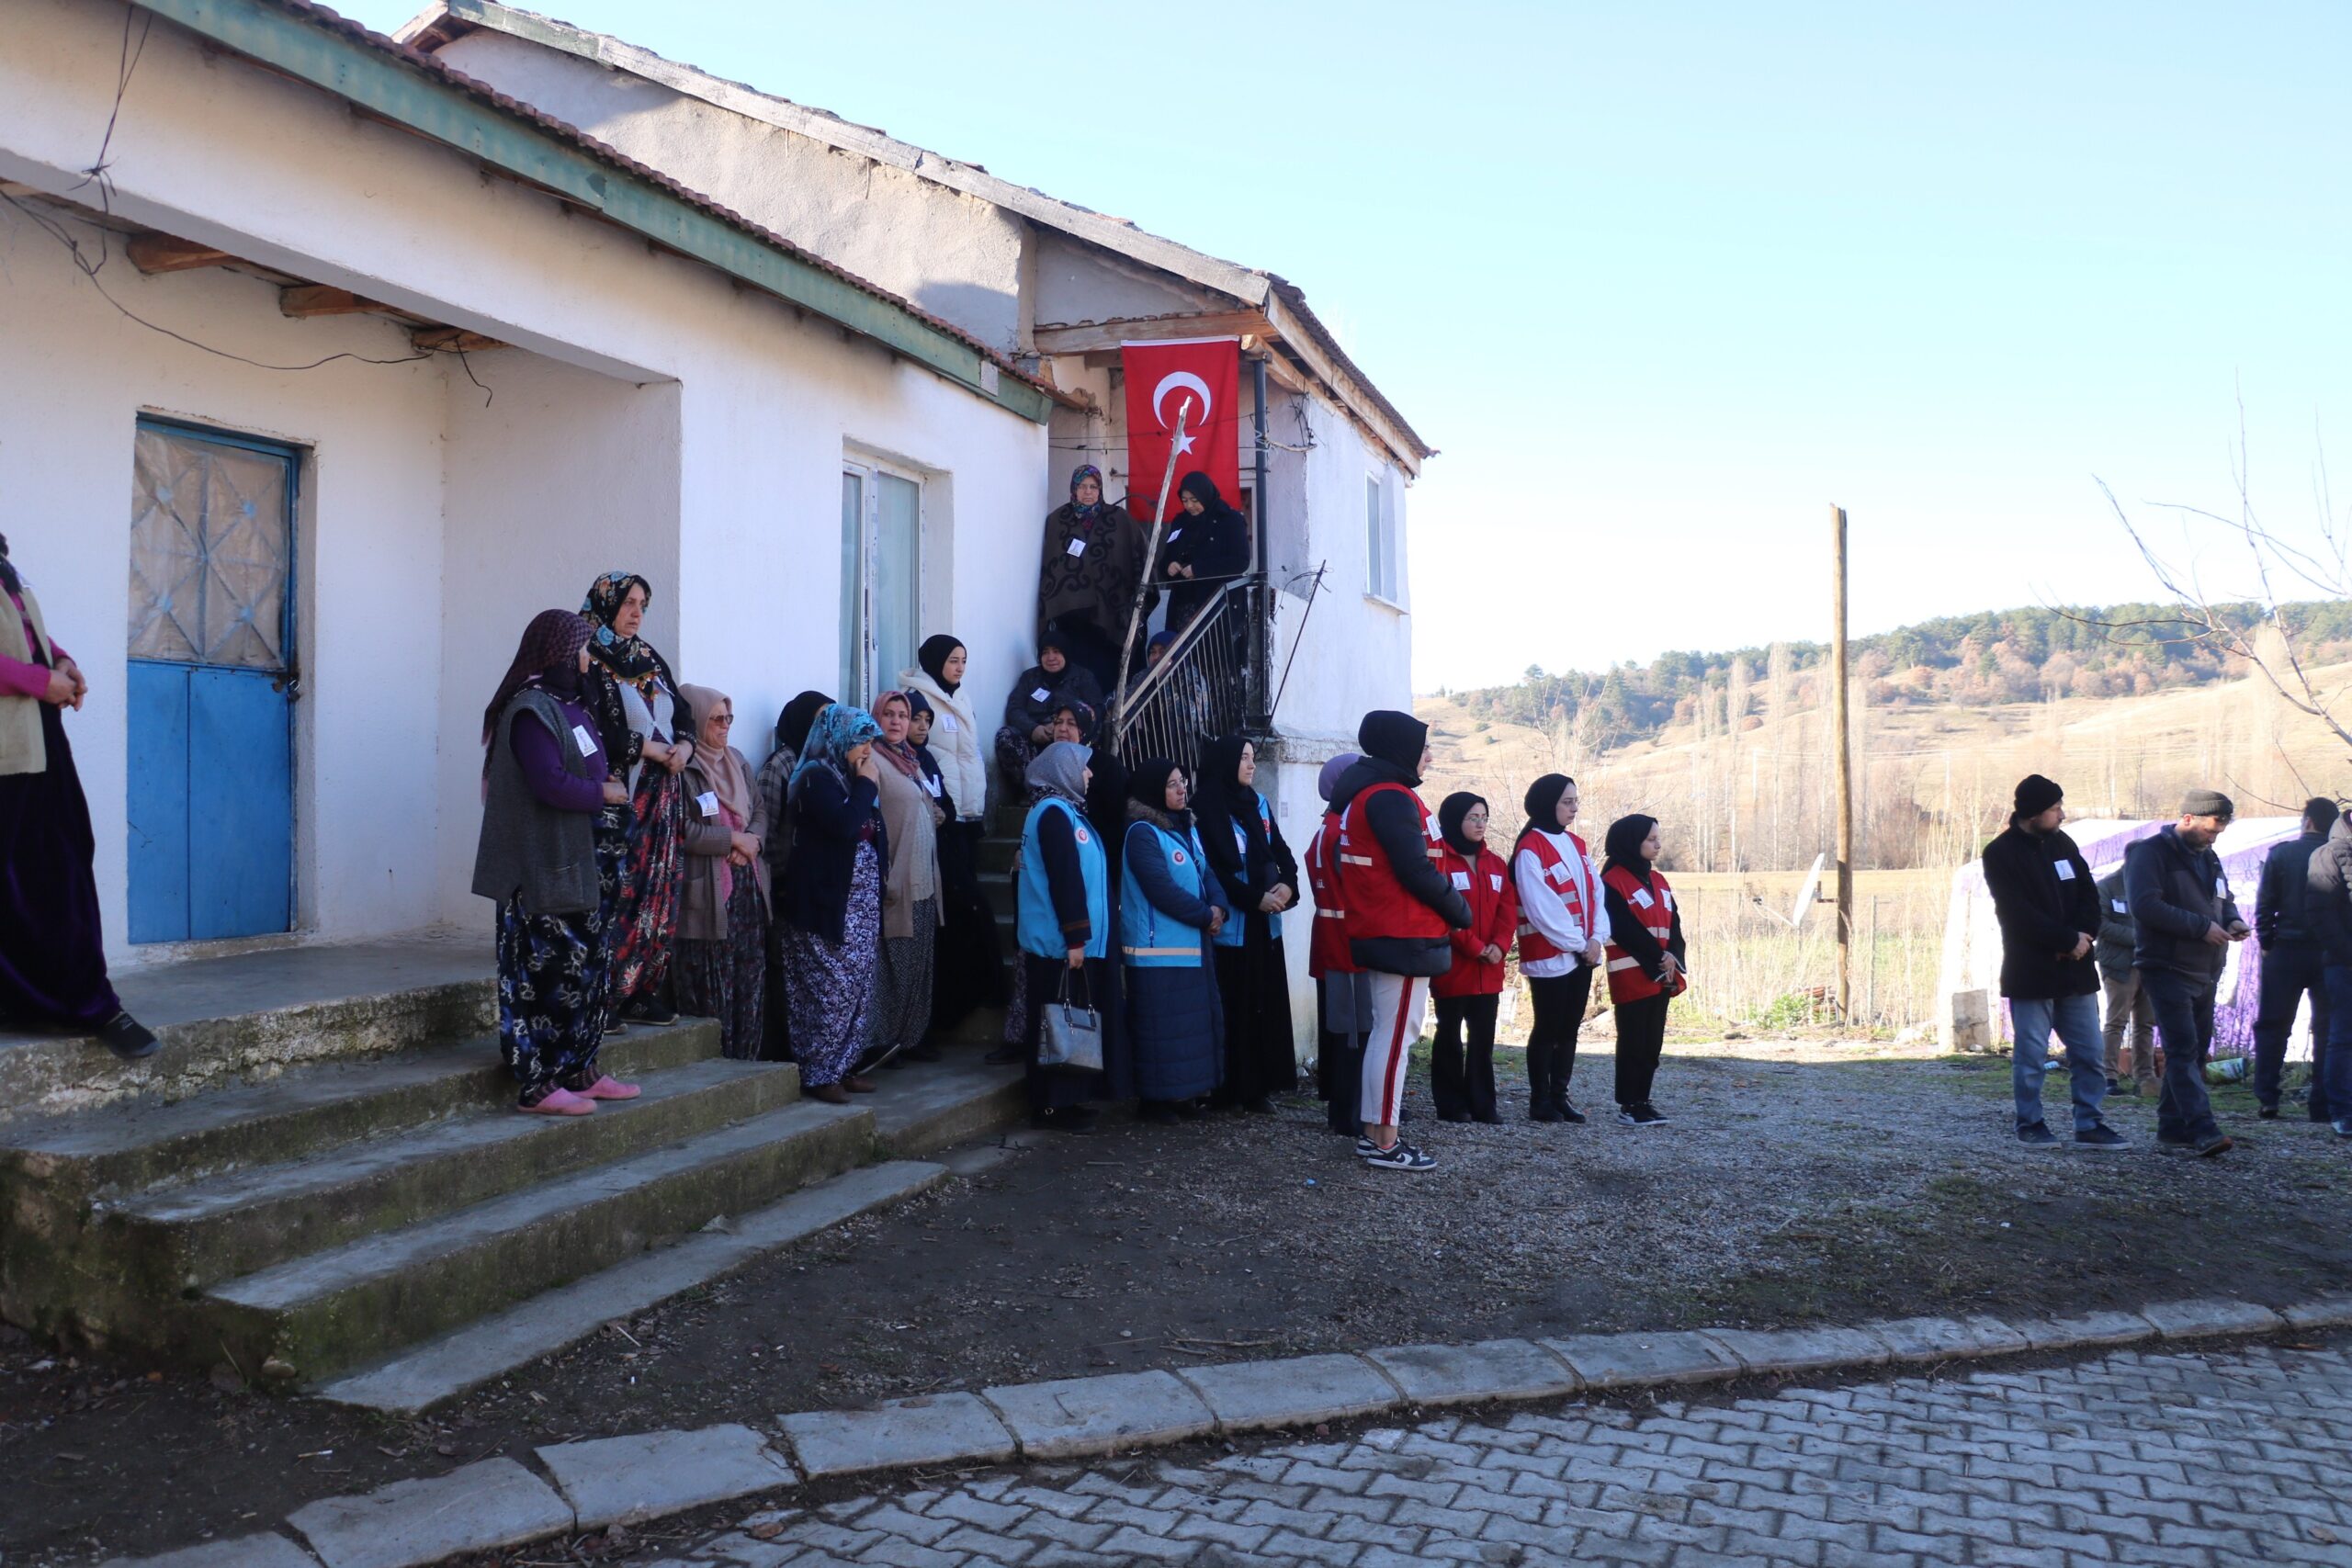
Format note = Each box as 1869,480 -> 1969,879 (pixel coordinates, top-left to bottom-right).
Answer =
679,748 -> 770,942
473,689 -> 603,916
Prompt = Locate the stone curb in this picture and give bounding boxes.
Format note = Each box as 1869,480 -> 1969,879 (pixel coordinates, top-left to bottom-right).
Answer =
103,1292 -> 2349,1568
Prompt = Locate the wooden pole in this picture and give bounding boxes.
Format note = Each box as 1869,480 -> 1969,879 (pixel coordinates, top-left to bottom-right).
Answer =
1109,400 -> 1194,733
1831,504 -> 1854,1023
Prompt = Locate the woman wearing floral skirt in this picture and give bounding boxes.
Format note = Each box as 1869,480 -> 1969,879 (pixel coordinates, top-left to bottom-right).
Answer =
778,705 -> 889,1103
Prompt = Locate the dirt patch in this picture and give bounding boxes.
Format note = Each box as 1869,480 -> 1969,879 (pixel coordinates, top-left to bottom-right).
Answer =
7,1041 -> 2350,1563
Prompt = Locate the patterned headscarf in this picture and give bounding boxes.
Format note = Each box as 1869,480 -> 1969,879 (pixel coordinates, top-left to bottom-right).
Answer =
791,703 -> 883,792
580,570 -> 669,695
1069,463 -> 1105,521
482,609 -> 593,765
1025,740 -> 1091,807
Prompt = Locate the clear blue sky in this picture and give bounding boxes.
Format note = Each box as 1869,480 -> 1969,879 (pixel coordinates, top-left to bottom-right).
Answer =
349,0 -> 2351,690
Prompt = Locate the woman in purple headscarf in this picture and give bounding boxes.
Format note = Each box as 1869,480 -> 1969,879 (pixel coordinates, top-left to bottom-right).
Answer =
1036,463 -> 1151,694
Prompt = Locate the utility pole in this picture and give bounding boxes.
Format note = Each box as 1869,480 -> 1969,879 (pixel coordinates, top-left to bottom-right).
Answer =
1831,504 -> 1854,1023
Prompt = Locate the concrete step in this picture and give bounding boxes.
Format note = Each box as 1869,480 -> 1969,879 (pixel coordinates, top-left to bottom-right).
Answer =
978,835 -> 1020,876
107,1053 -> 797,1292
0,1021 -> 720,1205
869,1055 -> 1025,1156
203,1098 -> 877,1383
0,934 -> 495,1124
315,1159 -> 950,1414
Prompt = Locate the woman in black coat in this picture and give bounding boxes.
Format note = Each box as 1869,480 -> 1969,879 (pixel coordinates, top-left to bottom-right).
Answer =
1160,472 -> 1250,629
1193,734 -> 1300,1111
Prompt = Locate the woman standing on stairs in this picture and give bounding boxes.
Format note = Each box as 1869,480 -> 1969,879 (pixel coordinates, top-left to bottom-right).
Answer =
474,609 -> 641,1114
674,684 -> 767,1061
580,571 -> 692,1034
1193,735 -> 1299,1113
911,692 -> 1006,1040
778,704 -> 888,1105
866,691 -> 943,1069
1512,773 -> 1605,1124
755,690 -> 831,1061
1016,740 -> 1127,1133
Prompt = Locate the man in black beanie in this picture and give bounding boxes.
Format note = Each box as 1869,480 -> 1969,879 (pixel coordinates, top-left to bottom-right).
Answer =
2125,787 -> 2250,1156
1326,709 -> 1473,1171
1980,774 -> 2122,1147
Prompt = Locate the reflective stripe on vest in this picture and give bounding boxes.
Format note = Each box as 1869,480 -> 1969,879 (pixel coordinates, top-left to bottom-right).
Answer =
1335,782 -> 1449,944
1513,829 -> 1593,964
1600,864 -> 1678,1003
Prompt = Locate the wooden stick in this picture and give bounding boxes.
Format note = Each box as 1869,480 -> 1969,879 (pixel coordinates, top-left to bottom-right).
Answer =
1110,398 -> 1194,732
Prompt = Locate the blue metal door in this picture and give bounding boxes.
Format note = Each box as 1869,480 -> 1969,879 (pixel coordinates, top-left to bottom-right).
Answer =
127,420 -> 298,943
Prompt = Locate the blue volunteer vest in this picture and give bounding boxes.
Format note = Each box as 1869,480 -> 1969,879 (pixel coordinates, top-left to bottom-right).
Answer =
1121,819 -> 1215,968
1017,797 -> 1109,960
1214,789 -> 1284,948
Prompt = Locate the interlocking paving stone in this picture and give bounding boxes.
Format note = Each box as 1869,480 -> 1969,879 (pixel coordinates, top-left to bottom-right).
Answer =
1176,1352 -> 1404,1432
778,1392 -> 1015,1480
286,1458 -> 571,1568
1539,1330 -> 1743,1389
1866,1313 -> 2032,1362
1700,1324 -> 1894,1375
2138,1297 -> 2289,1339
1362,1337 -> 1582,1407
537,1423 -> 797,1527
980,1368 -> 1215,1459
101,1535 -> 322,1568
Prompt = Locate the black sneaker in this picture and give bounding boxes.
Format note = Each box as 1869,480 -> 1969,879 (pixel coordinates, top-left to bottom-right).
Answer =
1618,1102 -> 1669,1127
2335,1120 -> 2352,1140
2018,1122 -> 2059,1146
1361,1140 -> 1437,1171
2107,1076 -> 2121,1094
1530,1104 -> 1566,1124
1354,1134 -> 1381,1157
1558,1100 -> 1588,1125
97,1011 -> 160,1060
603,1015 -> 629,1039
1030,1106 -> 1099,1134
2075,1124 -> 2128,1149
2258,1103 -> 2280,1121
624,998 -> 678,1026
2197,1134 -> 2234,1157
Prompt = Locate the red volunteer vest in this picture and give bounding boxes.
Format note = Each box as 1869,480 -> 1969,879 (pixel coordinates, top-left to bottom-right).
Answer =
1513,829 -> 1594,964
1305,814 -> 1355,976
1335,782 -> 1449,943
1602,864 -> 1683,1004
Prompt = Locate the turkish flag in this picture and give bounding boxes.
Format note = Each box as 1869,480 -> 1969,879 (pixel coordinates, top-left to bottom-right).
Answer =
1121,336 -> 1240,524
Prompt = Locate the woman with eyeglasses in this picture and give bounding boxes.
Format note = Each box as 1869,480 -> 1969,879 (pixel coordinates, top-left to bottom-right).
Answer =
674,684 -> 768,1059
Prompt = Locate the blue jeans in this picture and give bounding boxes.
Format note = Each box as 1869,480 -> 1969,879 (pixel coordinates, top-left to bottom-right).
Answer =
2324,964 -> 2352,1123
2137,965 -> 2222,1145
2010,992 -> 2108,1133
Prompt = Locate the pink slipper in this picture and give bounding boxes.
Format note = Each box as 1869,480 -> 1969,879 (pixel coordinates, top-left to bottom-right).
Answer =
577,1076 -> 641,1101
521,1088 -> 595,1116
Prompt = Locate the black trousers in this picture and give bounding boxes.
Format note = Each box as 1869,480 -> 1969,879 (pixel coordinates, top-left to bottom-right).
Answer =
1045,616 -> 1127,699
1613,991 -> 1670,1107
2253,942 -> 2333,1120
1431,993 -> 1499,1121
1525,965 -> 1592,1113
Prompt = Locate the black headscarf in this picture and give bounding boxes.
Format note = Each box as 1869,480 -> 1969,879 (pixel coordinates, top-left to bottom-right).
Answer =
0,534 -> 19,597
1517,773 -> 1573,858
1356,710 -> 1429,783
1602,814 -> 1658,877
1126,757 -> 1193,836
775,690 -> 831,755
1439,792 -> 1488,857
918,634 -> 965,694
1193,734 -> 1268,879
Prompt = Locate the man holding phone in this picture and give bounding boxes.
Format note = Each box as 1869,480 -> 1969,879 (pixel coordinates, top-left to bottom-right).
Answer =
2125,788 -> 2252,1156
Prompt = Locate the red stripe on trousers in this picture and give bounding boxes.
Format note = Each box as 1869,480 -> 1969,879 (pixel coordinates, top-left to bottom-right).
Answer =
1376,976 -> 1417,1125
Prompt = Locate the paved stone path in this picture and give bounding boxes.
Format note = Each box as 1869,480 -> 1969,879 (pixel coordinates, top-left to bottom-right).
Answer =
654,1337 -> 2352,1566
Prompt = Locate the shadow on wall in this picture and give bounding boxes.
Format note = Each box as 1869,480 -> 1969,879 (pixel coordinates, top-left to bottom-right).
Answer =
913,280 -> 1022,355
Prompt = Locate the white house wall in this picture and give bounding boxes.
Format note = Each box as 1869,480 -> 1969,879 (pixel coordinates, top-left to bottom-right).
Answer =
432,30 -> 1031,355
1,0 -> 1046,953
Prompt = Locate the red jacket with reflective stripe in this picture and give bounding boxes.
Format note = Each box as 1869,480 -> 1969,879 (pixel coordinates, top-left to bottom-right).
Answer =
1337,783 -> 1450,946
1602,864 -> 1685,1004
1513,829 -> 1595,965
1305,814 -> 1354,977
1432,844 -> 1518,998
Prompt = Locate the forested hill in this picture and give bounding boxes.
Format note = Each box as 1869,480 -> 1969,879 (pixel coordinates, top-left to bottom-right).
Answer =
1443,599 -> 2352,748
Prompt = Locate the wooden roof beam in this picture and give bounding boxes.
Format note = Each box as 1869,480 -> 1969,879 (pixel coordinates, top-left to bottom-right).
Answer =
281,284 -> 384,318
411,326 -> 508,353
1031,309 -> 1272,357
127,232 -> 235,274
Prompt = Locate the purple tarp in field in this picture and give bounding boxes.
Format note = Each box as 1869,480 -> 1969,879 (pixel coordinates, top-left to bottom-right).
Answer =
1939,818 -> 2308,1060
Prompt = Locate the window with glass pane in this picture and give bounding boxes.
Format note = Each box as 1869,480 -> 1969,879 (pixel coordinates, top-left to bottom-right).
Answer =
839,469 -> 865,695
872,472 -> 921,694
1365,473 -> 1391,601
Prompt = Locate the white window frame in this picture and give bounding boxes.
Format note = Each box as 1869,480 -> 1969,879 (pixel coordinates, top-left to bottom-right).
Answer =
1365,468 -> 1402,608
839,456 -> 927,701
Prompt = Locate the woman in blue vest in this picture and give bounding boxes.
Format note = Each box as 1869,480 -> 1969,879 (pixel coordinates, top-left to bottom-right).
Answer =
1016,740 -> 1128,1133
1193,734 -> 1300,1112
1120,759 -> 1231,1122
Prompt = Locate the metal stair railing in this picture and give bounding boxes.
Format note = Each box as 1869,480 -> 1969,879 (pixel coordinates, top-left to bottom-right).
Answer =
1111,580 -> 1251,777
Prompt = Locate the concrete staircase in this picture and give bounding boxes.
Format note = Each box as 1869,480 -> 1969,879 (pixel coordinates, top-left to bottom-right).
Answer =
0,937 -> 1023,1413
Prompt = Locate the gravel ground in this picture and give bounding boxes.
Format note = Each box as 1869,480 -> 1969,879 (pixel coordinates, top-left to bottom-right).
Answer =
10,1037 -> 2352,1564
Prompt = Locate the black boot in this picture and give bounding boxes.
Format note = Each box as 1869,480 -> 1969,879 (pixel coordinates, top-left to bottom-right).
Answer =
1529,1043 -> 1564,1122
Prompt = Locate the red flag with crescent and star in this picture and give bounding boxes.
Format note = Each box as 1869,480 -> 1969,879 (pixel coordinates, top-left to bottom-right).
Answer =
1120,336 -> 1240,524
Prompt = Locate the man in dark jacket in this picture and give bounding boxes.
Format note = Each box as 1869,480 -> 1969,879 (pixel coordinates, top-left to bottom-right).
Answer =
2253,797 -> 2337,1121
1329,710 -> 1473,1172
2094,865 -> 2155,1095
2304,812 -> 2352,1137
1980,774 -> 2122,1147
2125,788 -> 2251,1156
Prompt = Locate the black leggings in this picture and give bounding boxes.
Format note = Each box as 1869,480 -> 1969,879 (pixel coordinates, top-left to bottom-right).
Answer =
1525,965 -> 1592,1111
1431,993 -> 1499,1121
1613,991 -> 1670,1107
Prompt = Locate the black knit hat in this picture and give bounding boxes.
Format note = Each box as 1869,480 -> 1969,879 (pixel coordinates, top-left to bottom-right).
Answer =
2013,774 -> 2064,818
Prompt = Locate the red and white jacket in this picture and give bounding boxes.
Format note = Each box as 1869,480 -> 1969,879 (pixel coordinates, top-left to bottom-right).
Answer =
1513,828 -> 1605,977
1432,843 -> 1518,998
1305,813 -> 1354,977
1602,863 -> 1685,1005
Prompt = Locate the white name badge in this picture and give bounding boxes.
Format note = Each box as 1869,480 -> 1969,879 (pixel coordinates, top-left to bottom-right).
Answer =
695,791 -> 720,817
1450,870 -> 1472,890
1491,874 -> 1505,892
1632,888 -> 1654,909
2216,876 -> 2228,897
2054,861 -> 2076,882
1662,888 -> 1675,909
571,724 -> 597,757
922,775 -> 943,796
1550,863 -> 1573,885
1066,537 -> 1086,557
938,714 -> 957,733
1032,687 -> 1053,704
2112,898 -> 2128,914
1167,527 -> 1184,542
